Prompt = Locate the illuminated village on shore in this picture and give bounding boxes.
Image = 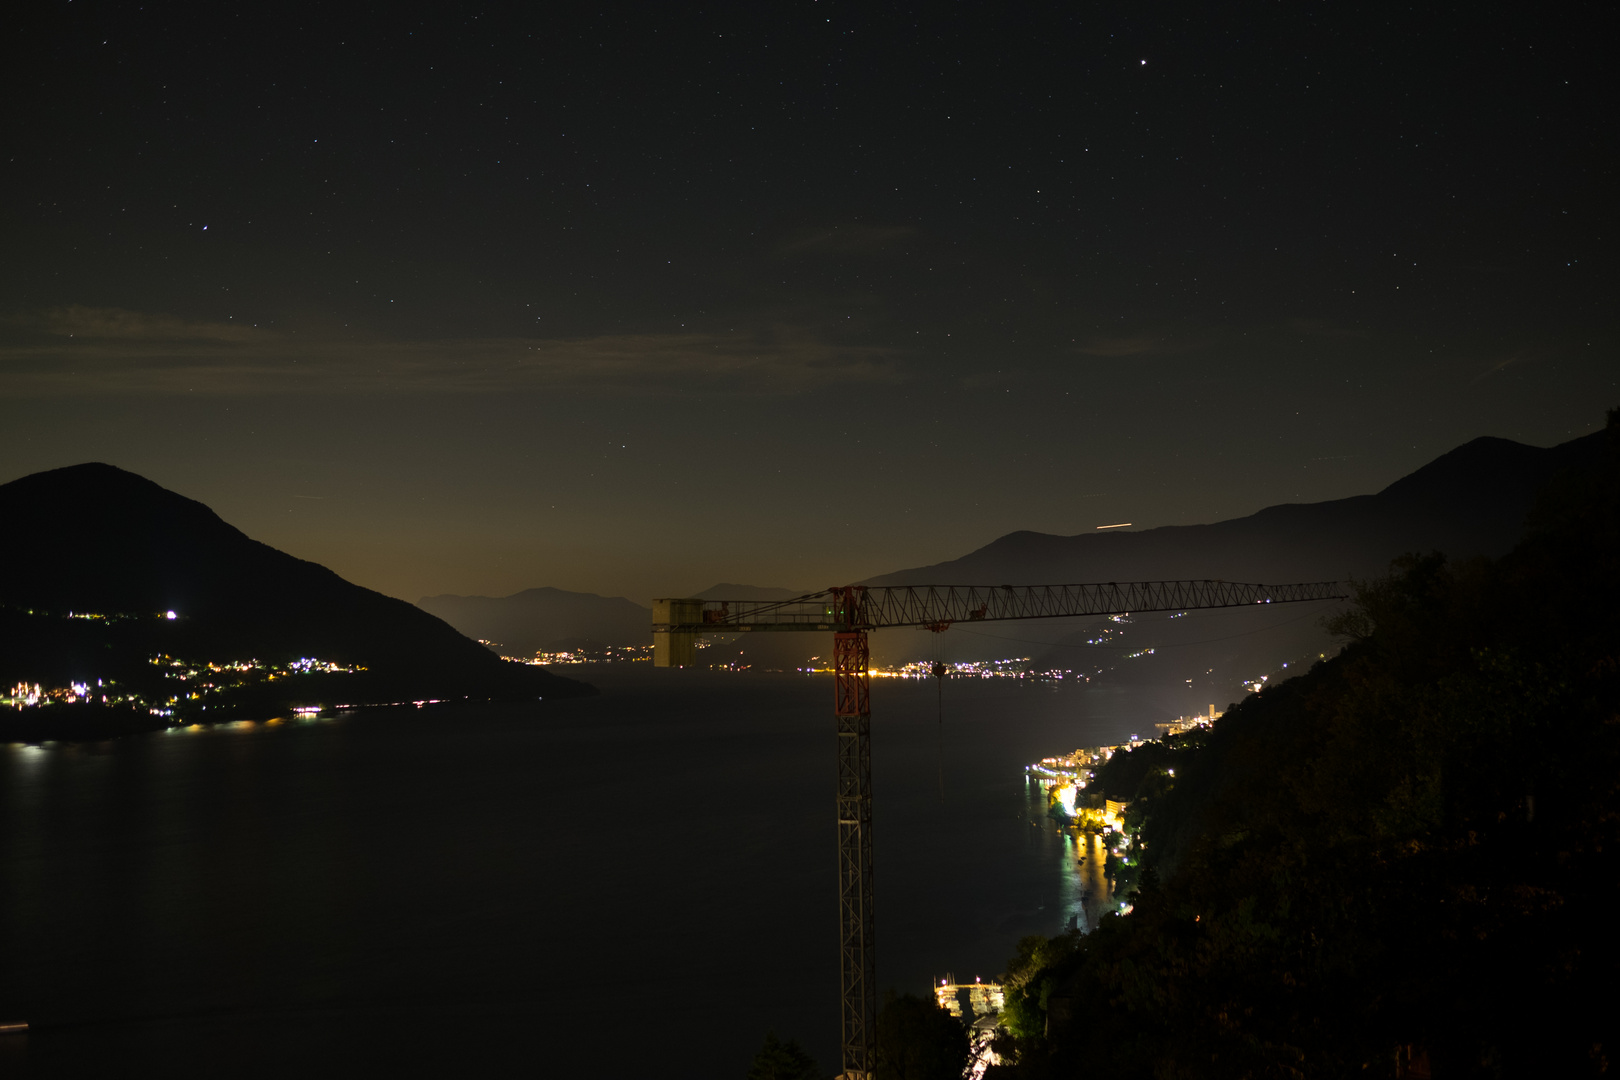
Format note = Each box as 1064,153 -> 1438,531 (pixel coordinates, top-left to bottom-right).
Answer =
1027,705 -> 1223,828
1,608 -> 365,722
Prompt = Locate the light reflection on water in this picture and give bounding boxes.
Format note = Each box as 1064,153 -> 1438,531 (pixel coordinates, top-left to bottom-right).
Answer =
1018,778 -> 1116,939
0,670 -> 1166,1078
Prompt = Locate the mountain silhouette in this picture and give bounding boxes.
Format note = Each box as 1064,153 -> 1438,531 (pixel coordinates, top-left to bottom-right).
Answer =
867,433 -> 1605,587
0,463 -> 592,717
855,431 -> 1607,707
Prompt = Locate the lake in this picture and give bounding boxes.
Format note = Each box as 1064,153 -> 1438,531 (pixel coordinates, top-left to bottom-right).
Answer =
0,667 -> 1168,1077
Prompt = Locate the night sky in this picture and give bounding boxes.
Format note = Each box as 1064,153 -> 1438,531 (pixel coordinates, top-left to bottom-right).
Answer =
3,2 -> 1613,603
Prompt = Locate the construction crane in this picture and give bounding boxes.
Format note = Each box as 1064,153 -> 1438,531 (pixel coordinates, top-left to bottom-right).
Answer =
652,579 -> 1347,1079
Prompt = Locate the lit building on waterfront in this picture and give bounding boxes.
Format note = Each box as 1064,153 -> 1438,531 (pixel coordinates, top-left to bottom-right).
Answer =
934,976 -> 1005,1020
1154,704 -> 1222,737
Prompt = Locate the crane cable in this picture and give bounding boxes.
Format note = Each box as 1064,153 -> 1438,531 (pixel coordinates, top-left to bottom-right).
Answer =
931,629 -> 948,806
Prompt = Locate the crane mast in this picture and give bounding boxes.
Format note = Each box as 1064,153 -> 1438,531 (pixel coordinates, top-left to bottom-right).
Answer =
652,579 -> 1346,1079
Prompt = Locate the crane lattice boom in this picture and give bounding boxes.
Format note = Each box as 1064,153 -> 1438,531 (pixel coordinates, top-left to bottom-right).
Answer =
656,579 -> 1345,640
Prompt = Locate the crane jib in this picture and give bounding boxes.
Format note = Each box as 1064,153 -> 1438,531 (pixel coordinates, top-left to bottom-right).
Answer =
652,580 -> 1347,642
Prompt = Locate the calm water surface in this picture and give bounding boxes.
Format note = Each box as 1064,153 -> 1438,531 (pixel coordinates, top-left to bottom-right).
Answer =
0,668 -> 1166,1077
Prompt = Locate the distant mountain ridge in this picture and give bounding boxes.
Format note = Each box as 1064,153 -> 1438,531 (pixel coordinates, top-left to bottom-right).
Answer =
413,433 -> 1605,685
693,583 -> 808,602
849,431 -> 1607,710
417,582 -> 807,655
866,433 -> 1605,587
0,463 -> 592,720
418,588 -> 652,655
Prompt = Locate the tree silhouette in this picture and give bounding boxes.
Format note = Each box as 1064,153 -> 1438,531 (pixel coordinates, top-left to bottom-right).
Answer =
746,1031 -> 821,1080
875,992 -> 969,1080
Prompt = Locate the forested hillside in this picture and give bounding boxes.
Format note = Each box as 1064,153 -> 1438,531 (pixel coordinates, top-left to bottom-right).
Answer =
990,414 -> 1620,1078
